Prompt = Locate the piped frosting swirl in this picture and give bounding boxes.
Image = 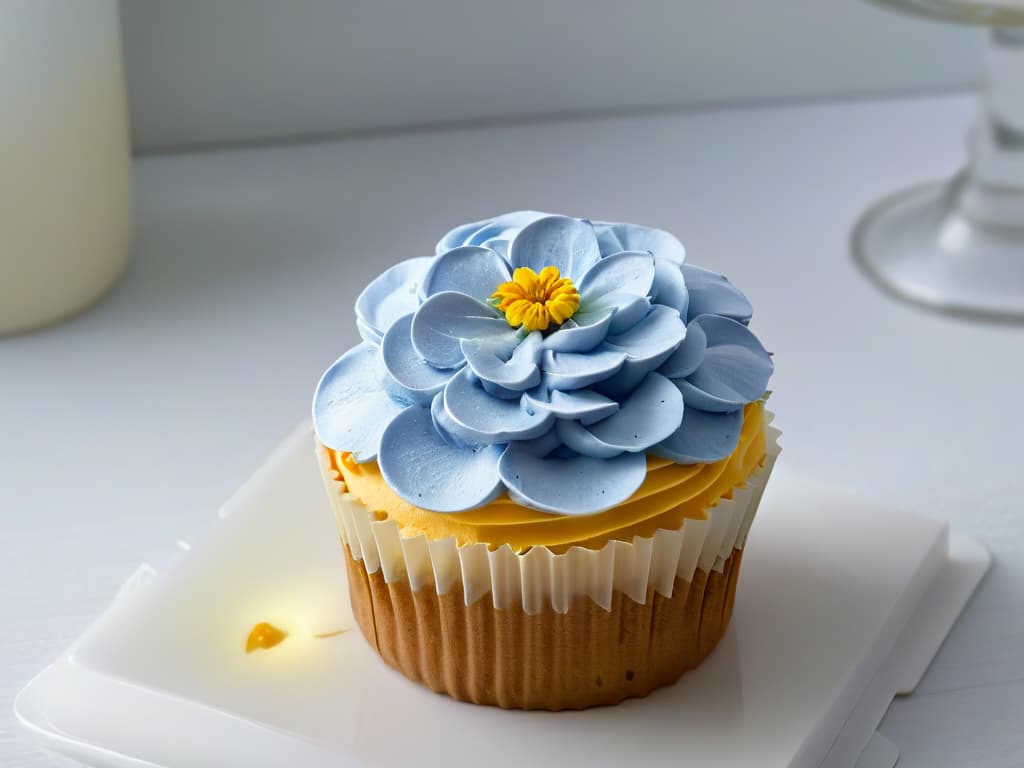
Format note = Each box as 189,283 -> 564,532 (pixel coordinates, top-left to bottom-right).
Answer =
326,401 -> 767,553
313,212 -> 773,516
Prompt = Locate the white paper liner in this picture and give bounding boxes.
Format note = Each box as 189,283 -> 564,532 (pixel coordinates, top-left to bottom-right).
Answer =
320,419 -> 780,615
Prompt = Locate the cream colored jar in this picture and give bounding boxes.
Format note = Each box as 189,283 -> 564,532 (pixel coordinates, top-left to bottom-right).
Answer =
0,0 -> 131,335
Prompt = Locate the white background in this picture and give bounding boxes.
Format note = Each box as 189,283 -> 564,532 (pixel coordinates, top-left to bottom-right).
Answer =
120,0 -> 986,150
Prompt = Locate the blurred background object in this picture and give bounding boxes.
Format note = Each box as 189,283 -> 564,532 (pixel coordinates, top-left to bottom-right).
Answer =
119,0 -> 983,151
855,0 -> 1024,321
0,0 -> 131,336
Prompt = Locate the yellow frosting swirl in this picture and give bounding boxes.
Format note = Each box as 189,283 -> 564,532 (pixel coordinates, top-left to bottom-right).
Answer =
326,401 -> 767,554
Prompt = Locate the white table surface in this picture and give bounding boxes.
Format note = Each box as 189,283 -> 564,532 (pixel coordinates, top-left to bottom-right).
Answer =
2,91 -> 1022,767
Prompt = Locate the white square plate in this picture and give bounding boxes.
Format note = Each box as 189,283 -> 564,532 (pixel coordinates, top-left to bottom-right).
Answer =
15,425 -> 989,767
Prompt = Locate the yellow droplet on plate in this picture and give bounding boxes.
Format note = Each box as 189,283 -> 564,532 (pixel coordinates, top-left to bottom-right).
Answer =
245,621 -> 288,653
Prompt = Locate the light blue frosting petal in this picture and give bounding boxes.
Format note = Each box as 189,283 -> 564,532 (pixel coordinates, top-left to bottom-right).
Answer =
465,214 -> 547,248
585,291 -> 651,336
461,330 -> 542,391
312,343 -> 406,462
355,257 -> 432,344
557,372 -> 683,456
499,445 -> 647,515
555,419 -> 624,458
430,391 -> 467,447
522,388 -> 619,425
694,311 -> 770,352
357,318 -> 381,346
420,245 -> 511,302
676,314 -> 773,412
521,426 -> 564,457
652,258 -> 689,318
596,305 -> 687,399
436,211 -> 548,254
443,368 -> 554,444
658,317 -> 708,379
541,348 -> 626,391
509,215 -> 601,280
578,250 -> 656,303
592,221 -> 686,264
672,379 -> 740,413
602,304 -> 686,366
480,378 -> 528,400
381,314 -> 456,404
593,225 -> 623,255
585,372 -> 684,452
436,220 -> 489,254
543,308 -> 615,353
479,237 -> 511,260
379,405 -> 504,512
411,291 -> 515,369
461,332 -> 518,364
681,263 -> 753,324
653,406 -> 744,464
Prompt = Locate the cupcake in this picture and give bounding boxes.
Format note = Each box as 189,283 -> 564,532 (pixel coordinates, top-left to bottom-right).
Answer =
313,212 -> 778,710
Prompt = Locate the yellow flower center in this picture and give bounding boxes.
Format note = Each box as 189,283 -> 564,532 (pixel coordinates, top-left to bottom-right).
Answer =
491,266 -> 580,332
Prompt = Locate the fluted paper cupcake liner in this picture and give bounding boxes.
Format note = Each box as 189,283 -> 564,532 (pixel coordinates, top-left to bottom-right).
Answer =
342,542 -> 746,709
319,419 -> 781,616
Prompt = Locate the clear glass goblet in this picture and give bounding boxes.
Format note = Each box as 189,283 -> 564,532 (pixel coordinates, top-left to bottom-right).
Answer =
853,1 -> 1024,321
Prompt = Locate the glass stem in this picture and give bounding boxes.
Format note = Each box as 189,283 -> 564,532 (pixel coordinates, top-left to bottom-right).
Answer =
961,28 -> 1024,226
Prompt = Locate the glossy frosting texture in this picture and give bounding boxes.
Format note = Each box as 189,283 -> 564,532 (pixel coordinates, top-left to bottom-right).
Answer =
326,401 -> 767,554
313,212 -> 773,516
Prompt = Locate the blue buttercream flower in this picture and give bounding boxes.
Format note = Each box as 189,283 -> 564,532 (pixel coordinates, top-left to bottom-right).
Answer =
313,212 -> 772,516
